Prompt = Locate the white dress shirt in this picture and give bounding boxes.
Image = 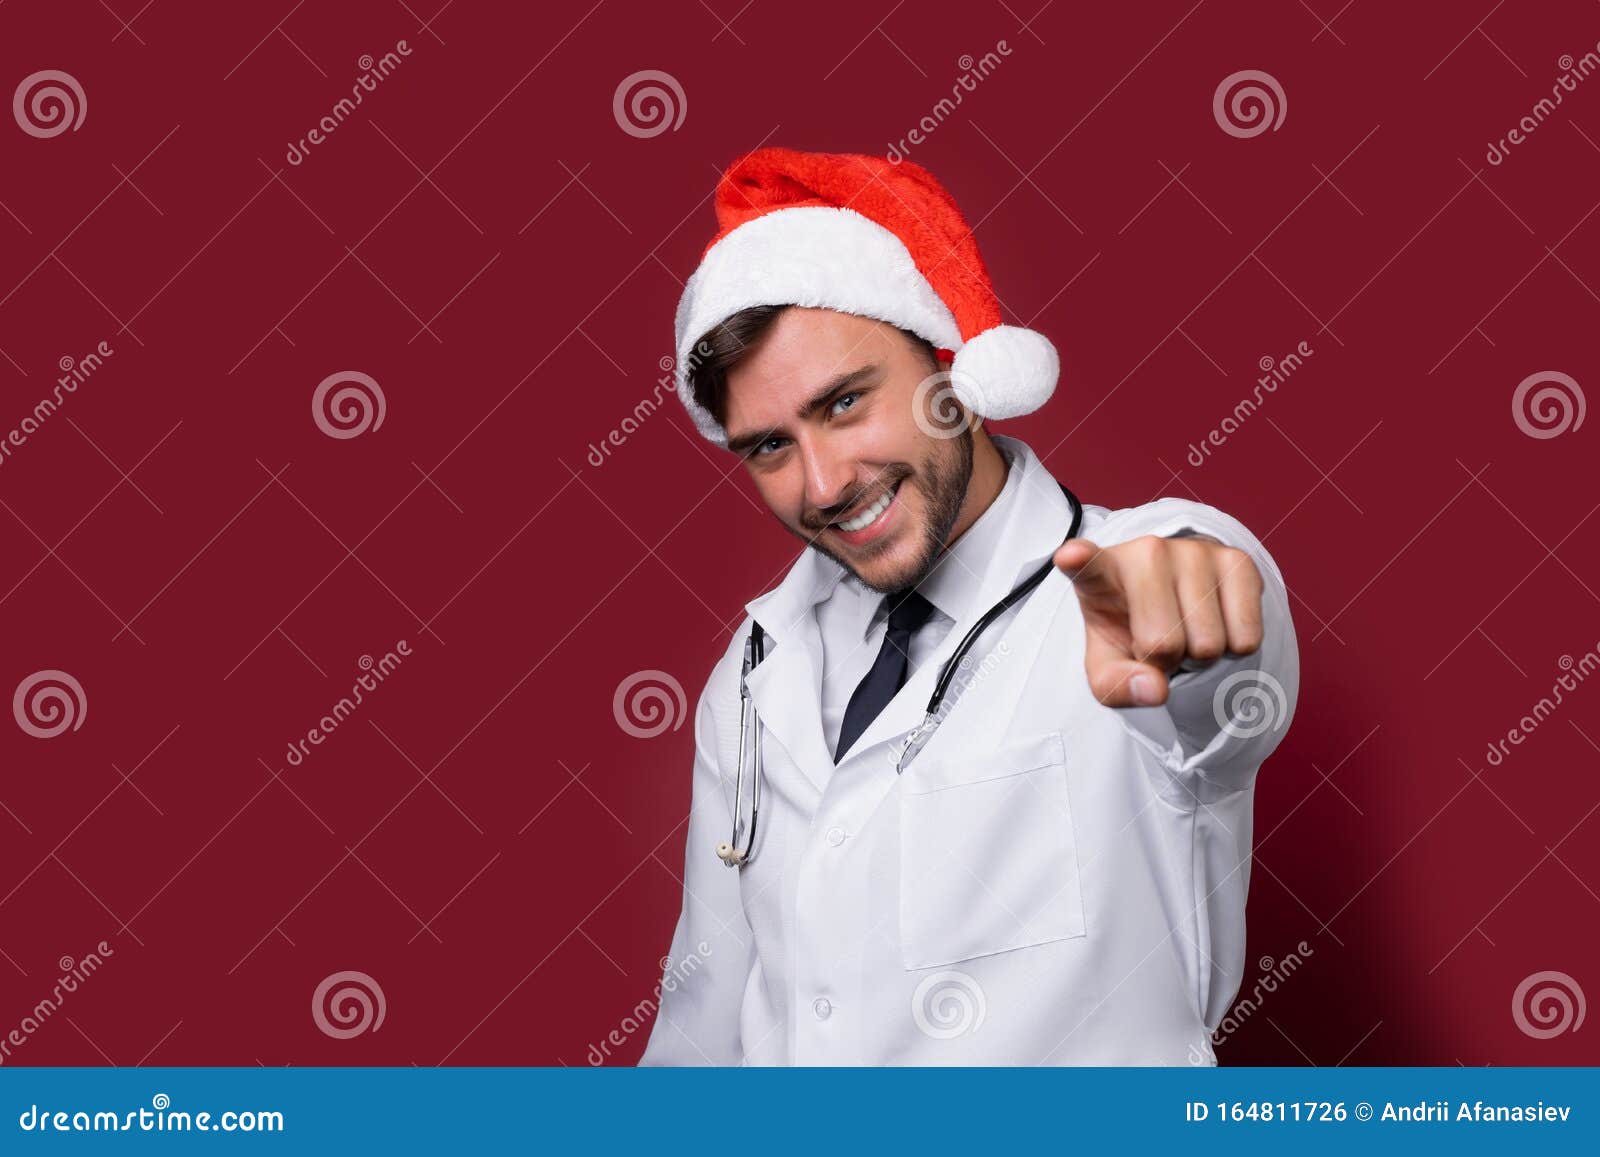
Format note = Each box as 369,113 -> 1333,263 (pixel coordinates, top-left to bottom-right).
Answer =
640,433 -> 1299,1066
818,437 -> 1027,760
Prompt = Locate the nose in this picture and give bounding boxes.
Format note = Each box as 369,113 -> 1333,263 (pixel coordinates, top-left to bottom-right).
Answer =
799,441 -> 857,517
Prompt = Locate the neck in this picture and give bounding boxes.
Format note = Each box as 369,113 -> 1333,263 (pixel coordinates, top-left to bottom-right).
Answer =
944,429 -> 1008,549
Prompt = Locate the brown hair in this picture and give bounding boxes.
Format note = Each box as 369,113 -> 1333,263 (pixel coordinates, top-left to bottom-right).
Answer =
687,305 -> 941,433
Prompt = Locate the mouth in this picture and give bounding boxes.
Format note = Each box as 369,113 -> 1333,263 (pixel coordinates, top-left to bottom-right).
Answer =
827,479 -> 903,546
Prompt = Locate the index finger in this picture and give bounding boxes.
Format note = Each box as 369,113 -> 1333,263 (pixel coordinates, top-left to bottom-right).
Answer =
1053,538 -> 1123,604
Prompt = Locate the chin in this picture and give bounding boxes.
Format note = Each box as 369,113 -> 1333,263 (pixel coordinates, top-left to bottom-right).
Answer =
841,538 -> 930,595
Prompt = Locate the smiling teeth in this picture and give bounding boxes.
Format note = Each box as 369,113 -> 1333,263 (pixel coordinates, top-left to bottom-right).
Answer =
836,488 -> 894,532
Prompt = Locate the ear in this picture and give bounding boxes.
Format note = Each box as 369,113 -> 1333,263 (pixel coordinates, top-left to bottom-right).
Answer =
932,347 -> 979,429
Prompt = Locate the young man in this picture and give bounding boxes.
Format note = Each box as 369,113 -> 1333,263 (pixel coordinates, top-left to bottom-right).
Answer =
639,148 -> 1298,1065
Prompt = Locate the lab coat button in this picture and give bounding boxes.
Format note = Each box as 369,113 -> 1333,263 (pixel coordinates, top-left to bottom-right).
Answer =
812,997 -> 832,1020
825,826 -> 846,847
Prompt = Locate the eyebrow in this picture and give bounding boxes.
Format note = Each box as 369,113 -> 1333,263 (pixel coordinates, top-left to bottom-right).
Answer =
725,363 -> 883,457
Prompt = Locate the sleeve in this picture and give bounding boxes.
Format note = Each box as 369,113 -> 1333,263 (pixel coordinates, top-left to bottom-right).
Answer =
1083,497 -> 1299,797
637,671 -> 755,1066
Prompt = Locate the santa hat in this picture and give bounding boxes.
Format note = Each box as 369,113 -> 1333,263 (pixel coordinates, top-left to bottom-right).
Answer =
672,146 -> 1059,446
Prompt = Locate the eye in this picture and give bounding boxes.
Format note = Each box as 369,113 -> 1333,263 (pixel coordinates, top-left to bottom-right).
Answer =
752,435 -> 788,457
829,390 -> 861,416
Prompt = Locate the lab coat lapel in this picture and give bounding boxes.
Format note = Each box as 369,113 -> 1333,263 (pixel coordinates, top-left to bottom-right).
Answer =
741,548 -> 841,795
837,440 -> 1076,766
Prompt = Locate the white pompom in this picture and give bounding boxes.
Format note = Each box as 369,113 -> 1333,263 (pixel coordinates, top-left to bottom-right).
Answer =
949,325 -> 1059,420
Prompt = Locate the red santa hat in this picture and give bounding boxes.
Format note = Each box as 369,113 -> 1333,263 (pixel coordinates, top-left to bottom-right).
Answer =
673,146 -> 1059,445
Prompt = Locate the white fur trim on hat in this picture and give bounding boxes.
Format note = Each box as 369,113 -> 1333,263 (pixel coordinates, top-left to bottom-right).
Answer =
949,325 -> 1059,420
673,205 -> 963,445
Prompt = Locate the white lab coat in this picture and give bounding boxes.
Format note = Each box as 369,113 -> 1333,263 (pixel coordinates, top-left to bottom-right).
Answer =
639,435 -> 1298,1065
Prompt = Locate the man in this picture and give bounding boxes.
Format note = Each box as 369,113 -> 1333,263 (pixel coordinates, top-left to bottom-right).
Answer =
639,147 -> 1298,1065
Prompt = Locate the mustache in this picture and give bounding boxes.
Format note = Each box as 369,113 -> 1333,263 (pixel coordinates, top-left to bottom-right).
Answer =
801,465 -> 910,530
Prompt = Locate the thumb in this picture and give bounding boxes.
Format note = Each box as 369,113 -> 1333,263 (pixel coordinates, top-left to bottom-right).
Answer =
1085,628 -> 1170,707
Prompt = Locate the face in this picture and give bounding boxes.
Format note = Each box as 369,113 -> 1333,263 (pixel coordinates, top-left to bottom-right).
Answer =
721,307 -> 975,594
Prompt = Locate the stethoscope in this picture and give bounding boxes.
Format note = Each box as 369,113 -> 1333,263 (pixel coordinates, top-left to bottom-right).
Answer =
716,480 -> 1083,868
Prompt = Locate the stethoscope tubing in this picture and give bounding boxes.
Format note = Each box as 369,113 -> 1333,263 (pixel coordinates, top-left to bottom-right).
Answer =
717,480 -> 1083,868
925,481 -> 1082,714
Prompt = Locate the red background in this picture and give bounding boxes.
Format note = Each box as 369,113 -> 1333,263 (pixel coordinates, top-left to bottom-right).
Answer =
1,0 -> 1596,1066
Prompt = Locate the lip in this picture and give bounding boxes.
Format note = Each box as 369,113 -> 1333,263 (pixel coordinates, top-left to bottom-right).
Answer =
828,482 -> 902,547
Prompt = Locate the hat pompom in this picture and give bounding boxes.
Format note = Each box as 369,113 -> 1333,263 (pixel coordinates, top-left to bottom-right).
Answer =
950,325 -> 1059,420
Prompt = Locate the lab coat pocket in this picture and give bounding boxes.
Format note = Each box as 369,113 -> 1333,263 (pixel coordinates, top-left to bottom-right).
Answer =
898,730 -> 1086,970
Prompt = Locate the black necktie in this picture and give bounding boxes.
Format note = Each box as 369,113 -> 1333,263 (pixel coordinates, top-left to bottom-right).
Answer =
834,589 -> 938,763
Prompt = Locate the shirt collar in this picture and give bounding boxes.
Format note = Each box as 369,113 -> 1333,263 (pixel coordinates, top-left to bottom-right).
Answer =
841,435 -> 1024,635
